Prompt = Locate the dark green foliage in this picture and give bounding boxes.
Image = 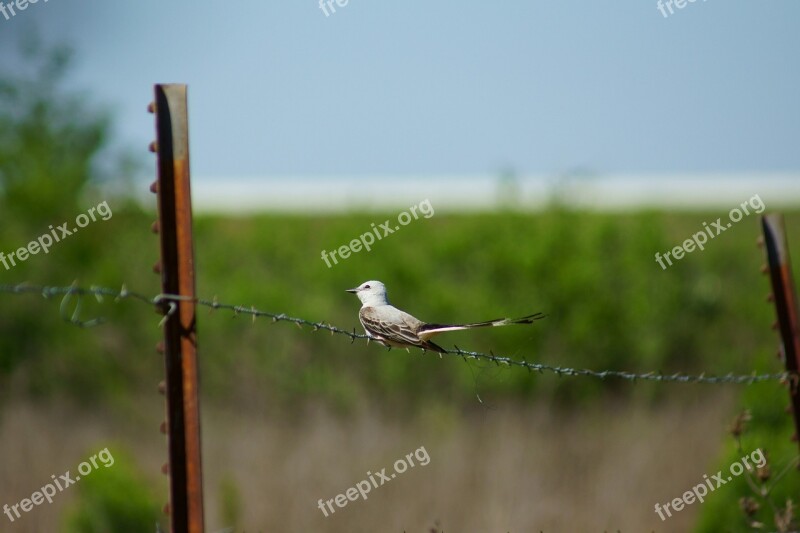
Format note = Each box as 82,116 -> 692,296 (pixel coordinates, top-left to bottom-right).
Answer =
62,447 -> 161,533
0,35 -> 109,223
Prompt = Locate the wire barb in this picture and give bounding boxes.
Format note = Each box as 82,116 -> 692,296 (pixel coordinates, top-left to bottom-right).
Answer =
57,282 -> 105,328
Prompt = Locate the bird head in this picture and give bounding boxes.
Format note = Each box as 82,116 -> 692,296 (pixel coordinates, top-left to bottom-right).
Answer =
346,280 -> 389,306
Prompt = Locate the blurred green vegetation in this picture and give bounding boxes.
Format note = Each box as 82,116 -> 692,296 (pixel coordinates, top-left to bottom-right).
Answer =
1,37 -> 799,531
695,384 -> 800,532
218,474 -> 242,531
62,447 -> 161,533
0,37 -> 145,407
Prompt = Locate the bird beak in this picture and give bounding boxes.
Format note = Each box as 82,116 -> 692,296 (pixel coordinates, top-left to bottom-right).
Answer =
345,287 -> 359,293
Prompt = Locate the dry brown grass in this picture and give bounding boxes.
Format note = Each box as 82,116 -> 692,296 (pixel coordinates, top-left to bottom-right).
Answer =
0,389 -> 735,532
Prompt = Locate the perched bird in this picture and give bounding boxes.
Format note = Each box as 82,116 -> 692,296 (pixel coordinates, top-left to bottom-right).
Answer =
346,280 -> 544,353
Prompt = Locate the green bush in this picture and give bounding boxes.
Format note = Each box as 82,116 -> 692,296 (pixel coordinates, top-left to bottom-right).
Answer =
62,447 -> 161,533
695,385 -> 800,532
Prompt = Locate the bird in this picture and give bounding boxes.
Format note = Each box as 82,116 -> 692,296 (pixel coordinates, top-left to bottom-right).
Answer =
346,280 -> 545,353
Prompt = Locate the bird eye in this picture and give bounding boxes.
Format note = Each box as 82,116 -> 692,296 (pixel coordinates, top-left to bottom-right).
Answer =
364,285 -> 371,289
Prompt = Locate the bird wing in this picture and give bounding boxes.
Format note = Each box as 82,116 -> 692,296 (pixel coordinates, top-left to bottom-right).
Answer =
359,306 -> 425,347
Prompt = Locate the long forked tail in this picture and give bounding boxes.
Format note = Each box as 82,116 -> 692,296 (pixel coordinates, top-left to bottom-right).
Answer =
417,312 -> 545,341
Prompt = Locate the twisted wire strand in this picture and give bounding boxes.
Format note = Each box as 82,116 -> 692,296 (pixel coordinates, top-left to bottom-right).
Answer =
0,283 -> 790,385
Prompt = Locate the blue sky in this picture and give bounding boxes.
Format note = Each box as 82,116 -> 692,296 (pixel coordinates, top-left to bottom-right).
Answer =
1,1 -> 798,179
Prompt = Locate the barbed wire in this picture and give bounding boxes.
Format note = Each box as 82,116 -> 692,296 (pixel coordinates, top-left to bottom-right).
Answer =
0,283 -> 791,385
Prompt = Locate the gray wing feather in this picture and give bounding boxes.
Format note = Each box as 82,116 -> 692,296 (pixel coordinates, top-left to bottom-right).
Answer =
360,307 -> 424,346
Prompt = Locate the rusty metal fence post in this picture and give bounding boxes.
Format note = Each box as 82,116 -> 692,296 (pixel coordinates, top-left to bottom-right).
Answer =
761,214 -> 800,453
149,84 -> 205,533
